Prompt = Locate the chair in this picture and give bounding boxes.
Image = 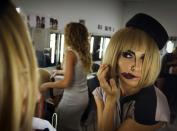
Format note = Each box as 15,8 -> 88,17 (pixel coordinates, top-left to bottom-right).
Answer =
87,75 -> 99,93
92,63 -> 100,72
81,75 -> 100,131
37,68 -> 55,121
36,50 -> 46,67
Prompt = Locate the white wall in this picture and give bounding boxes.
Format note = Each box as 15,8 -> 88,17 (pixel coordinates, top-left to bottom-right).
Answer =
122,1 -> 177,36
14,0 -> 177,36
15,0 -> 123,36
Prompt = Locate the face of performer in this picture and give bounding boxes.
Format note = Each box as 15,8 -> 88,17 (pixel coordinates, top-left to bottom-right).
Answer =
117,46 -> 145,94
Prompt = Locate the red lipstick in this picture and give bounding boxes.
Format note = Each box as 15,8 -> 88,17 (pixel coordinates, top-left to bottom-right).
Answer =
121,72 -> 139,79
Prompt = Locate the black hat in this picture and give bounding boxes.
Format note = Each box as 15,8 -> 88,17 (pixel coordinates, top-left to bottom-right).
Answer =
126,13 -> 168,50
0,0 -> 10,14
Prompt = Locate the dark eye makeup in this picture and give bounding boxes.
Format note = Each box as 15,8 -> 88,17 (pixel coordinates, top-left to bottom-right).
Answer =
122,50 -> 145,61
122,50 -> 135,58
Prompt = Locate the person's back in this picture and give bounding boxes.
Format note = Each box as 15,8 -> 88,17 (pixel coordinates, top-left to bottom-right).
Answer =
64,47 -> 87,93
57,48 -> 89,131
40,22 -> 92,131
56,23 -> 92,131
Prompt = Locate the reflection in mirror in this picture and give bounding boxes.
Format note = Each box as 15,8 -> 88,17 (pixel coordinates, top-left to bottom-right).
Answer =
90,36 -> 94,54
166,40 -> 174,53
59,34 -> 65,64
99,37 -> 104,59
103,37 -> 110,56
30,27 -> 64,68
91,35 -> 101,61
50,33 -> 57,64
31,27 -> 111,68
91,35 -> 111,61
161,36 -> 177,58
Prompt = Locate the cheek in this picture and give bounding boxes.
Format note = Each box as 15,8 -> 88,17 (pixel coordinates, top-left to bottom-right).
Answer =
118,62 -> 126,72
118,59 -> 132,73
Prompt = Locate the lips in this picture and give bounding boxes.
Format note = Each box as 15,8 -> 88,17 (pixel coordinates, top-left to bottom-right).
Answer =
121,72 -> 140,79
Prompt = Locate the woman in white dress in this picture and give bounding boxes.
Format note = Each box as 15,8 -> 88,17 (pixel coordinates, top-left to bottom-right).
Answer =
40,22 -> 92,131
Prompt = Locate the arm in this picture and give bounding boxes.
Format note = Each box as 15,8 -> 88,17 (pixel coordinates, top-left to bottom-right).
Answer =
102,96 -> 117,131
94,94 -> 117,131
95,64 -> 119,131
117,118 -> 164,131
94,96 -> 104,131
56,69 -> 64,75
51,69 -> 64,77
40,51 -> 76,91
117,86 -> 168,131
96,98 -> 164,131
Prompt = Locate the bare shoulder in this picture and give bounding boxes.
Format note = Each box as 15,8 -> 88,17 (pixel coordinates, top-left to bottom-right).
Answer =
66,50 -> 77,64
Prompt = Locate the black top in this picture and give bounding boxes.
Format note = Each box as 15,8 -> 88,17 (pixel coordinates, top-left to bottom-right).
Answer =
120,86 -> 160,125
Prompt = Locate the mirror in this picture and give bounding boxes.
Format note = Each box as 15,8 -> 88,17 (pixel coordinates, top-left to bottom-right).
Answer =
90,35 -> 111,62
30,27 -> 111,68
30,27 -> 64,67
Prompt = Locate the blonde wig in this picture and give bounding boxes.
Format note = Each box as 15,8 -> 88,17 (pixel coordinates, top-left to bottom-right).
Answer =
64,22 -> 92,74
0,1 -> 39,131
103,27 -> 161,89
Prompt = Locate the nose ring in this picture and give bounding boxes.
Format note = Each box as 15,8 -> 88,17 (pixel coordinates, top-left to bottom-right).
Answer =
131,65 -> 135,72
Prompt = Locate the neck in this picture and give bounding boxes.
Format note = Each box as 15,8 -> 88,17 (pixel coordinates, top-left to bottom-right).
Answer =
119,81 -> 140,97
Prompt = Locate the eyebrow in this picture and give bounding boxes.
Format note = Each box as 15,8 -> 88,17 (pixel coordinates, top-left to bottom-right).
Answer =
125,50 -> 145,57
126,50 -> 135,55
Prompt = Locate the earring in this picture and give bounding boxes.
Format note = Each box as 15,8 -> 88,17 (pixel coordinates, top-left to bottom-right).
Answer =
131,65 -> 135,72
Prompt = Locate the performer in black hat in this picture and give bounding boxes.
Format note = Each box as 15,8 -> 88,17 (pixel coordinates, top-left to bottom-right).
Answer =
93,13 -> 170,131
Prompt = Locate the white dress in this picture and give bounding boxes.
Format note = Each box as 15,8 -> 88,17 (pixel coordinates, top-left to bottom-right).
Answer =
56,48 -> 89,131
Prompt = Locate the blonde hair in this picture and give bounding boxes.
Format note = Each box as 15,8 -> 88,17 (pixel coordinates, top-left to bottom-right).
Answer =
64,22 -> 92,73
0,1 -> 38,131
38,68 -> 51,85
103,27 -> 161,89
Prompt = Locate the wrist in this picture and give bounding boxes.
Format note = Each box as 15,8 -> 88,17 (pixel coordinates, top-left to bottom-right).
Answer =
106,96 -> 117,105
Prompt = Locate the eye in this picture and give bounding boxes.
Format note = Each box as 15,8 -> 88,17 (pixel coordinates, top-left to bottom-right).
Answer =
122,51 -> 134,58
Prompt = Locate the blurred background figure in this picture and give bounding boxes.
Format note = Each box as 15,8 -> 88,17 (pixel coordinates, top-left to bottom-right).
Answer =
158,47 -> 177,123
40,22 -> 92,131
0,0 -> 39,131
